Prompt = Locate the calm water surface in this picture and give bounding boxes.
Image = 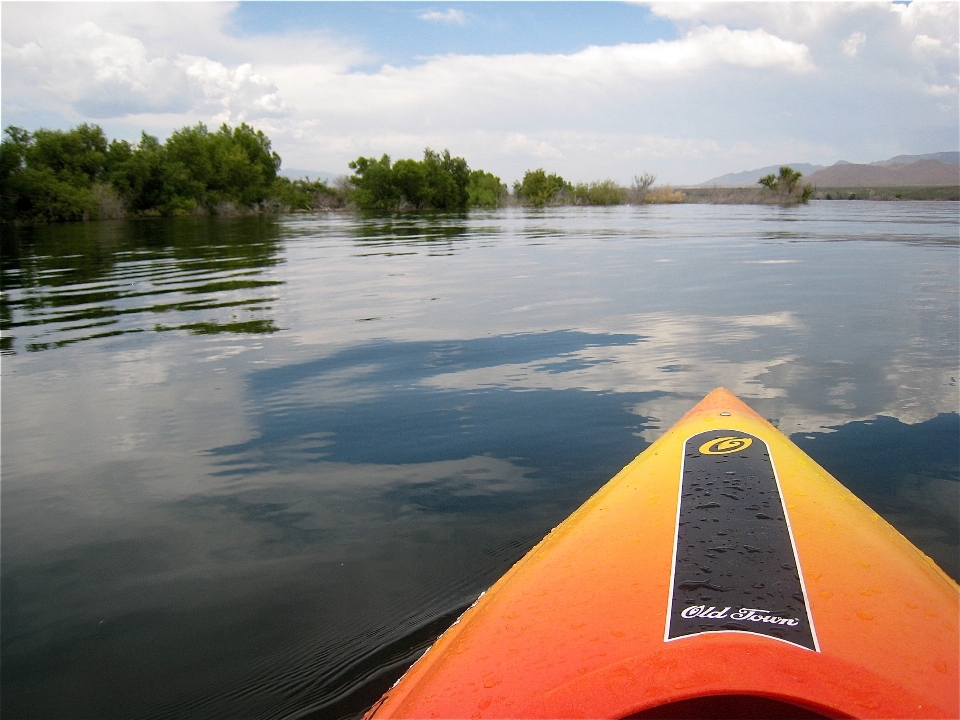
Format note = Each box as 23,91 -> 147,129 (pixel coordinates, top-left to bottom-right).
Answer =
2,203 -> 958,719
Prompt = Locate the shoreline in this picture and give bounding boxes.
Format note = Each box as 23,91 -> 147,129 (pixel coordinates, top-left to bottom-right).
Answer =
3,189 -> 957,227
677,185 -> 959,203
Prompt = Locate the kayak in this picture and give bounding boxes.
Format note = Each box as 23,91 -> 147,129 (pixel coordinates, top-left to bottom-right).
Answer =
365,388 -> 959,719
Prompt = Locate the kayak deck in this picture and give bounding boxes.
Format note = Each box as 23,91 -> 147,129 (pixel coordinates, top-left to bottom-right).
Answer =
366,389 -> 959,719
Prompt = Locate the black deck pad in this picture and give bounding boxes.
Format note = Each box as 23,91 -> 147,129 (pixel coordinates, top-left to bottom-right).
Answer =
665,430 -> 818,651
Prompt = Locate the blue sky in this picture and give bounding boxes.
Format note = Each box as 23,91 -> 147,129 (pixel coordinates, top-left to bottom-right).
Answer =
229,2 -> 678,67
2,2 -> 958,185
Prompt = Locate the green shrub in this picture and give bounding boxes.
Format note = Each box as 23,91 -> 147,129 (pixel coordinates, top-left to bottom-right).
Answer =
2,122 -> 284,222
420,149 -> 470,209
467,170 -> 507,207
758,166 -> 812,205
1,124 -> 115,222
164,123 -> 280,209
269,176 -> 343,211
348,148 -> 472,211
348,154 -> 402,210
571,179 -> 626,205
513,169 -> 570,207
108,132 -> 196,215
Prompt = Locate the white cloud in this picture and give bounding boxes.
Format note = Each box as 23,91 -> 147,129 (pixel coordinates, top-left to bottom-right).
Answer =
3,19 -> 193,117
503,134 -> 564,160
179,57 -> 288,121
912,34 -> 950,56
0,3 -> 370,129
3,19 -> 288,122
842,31 -> 866,57
923,84 -> 956,98
261,27 -> 813,145
893,0 -> 959,41
419,9 -> 466,26
1,2 -> 957,185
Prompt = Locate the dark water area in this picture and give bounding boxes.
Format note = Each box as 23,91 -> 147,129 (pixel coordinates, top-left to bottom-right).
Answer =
2,203 -> 957,719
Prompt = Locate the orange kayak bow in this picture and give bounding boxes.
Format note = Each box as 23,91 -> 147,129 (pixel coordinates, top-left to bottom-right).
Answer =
366,388 -> 959,719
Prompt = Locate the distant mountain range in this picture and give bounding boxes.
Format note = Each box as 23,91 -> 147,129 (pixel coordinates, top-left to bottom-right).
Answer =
700,152 -> 959,187
700,163 -> 827,187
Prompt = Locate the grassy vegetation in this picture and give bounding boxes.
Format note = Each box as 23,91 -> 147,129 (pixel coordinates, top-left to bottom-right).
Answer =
511,170 -> 681,207
811,186 -> 959,201
571,180 -> 627,206
679,187 -> 786,204
682,184 -> 959,203
683,167 -> 957,205
645,186 -> 686,203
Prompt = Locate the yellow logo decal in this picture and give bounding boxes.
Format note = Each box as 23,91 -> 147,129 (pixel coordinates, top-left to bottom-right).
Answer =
699,436 -> 753,454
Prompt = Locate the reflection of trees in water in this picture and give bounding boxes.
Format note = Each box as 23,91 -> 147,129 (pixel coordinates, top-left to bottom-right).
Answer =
352,212 -> 471,254
0,216 -> 284,353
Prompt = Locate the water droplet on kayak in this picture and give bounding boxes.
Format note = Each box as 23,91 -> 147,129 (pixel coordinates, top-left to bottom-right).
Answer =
720,411 -> 731,416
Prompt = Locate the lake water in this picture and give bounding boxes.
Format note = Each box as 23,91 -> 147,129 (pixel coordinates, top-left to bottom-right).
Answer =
2,203 -> 958,719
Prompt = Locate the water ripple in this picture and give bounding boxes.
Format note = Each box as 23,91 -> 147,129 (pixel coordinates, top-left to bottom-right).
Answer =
1,217 -> 284,353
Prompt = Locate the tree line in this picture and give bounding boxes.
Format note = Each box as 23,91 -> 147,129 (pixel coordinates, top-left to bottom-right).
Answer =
0,123 -> 520,222
8,121 -> 794,224
350,163 -> 673,208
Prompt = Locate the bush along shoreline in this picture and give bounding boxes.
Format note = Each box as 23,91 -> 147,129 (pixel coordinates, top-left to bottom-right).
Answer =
1,121 -> 834,225
0,123 -> 348,223
347,149 -> 508,211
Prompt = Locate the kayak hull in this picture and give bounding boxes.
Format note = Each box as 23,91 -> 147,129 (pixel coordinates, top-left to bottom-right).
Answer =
367,389 -> 959,719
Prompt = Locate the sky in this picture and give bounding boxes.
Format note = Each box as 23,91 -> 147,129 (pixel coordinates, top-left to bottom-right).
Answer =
2,1 -> 958,185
